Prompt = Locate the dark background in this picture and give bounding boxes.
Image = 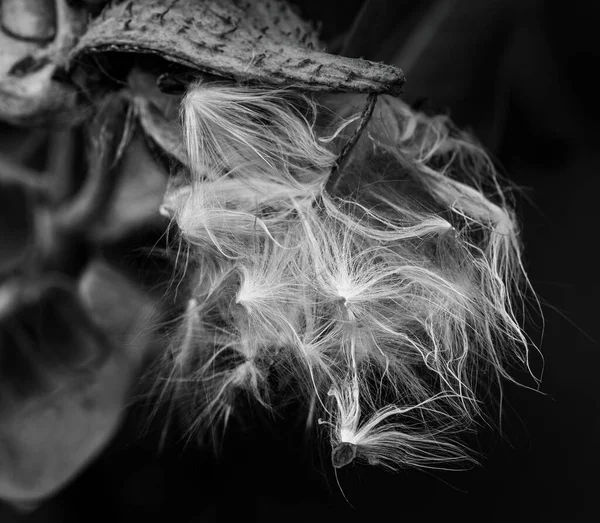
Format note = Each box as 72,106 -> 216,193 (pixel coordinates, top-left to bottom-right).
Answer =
2,0 -> 599,521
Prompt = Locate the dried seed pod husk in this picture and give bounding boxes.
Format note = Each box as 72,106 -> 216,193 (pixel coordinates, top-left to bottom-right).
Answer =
0,278 -> 111,398
70,0 -> 405,95
126,68 -> 188,167
0,0 -> 87,123
0,262 -> 163,505
1,0 -> 57,43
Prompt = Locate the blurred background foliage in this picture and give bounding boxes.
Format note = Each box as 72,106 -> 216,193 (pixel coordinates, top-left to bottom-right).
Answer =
1,0 -> 599,521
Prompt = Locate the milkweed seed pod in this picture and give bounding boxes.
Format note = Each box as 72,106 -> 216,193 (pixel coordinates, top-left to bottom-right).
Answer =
91,2 -> 532,472
158,80 -> 535,471
69,0 -> 405,95
0,0 -> 536,474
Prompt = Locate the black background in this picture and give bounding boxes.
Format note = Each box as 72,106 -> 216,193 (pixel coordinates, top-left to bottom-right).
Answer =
2,0 -> 599,521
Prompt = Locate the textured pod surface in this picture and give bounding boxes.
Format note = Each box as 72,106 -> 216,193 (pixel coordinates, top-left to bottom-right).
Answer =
71,0 -> 405,95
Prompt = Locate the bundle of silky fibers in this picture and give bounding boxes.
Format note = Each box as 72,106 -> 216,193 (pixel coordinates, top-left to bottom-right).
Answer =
150,79 -> 534,472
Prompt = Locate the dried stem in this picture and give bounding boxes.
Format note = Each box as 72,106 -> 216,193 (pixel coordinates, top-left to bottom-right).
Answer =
0,152 -> 48,194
